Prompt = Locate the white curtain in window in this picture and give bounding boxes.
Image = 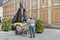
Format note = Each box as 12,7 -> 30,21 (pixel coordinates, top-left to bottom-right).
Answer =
25,0 -> 28,8
54,0 -> 59,3
42,0 -> 46,5
33,0 -> 36,6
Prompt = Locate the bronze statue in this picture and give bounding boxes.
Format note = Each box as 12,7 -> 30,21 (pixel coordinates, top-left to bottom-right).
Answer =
12,1 -> 27,23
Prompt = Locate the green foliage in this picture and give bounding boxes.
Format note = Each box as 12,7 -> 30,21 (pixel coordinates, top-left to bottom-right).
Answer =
2,17 -> 11,31
35,19 -> 44,33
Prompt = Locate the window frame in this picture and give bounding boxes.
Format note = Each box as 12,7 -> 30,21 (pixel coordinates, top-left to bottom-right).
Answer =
54,0 -> 59,3
25,0 -> 29,8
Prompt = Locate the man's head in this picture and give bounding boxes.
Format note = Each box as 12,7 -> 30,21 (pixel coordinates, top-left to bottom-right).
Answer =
30,17 -> 33,19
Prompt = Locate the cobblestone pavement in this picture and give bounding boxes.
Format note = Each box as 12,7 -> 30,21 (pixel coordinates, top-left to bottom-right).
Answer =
0,28 -> 60,40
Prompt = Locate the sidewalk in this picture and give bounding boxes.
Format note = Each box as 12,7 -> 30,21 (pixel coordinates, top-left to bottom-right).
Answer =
0,28 -> 60,40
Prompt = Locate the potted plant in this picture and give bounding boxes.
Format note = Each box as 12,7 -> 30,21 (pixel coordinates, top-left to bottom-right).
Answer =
35,19 -> 44,33
2,17 -> 11,31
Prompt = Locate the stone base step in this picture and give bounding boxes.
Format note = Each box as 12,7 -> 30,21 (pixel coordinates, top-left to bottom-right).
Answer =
45,24 -> 60,29
0,31 -> 15,36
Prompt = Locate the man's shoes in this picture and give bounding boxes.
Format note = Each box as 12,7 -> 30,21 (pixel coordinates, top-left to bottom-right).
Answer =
33,37 -> 35,38
30,37 -> 32,38
30,35 -> 35,38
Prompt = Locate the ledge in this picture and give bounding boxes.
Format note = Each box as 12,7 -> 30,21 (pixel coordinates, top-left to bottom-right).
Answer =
0,31 -> 15,36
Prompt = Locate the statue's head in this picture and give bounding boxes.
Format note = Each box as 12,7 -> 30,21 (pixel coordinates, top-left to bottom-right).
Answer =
19,1 -> 22,6
19,1 -> 23,8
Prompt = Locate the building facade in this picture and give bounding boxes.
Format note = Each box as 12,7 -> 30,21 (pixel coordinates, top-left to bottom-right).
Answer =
0,7 -> 3,30
2,0 -> 60,28
0,7 -> 3,18
2,0 -> 19,20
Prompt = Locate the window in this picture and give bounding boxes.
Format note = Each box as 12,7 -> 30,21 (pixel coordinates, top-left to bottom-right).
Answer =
26,0 -> 29,8
42,0 -> 46,5
3,9 -> 5,13
9,8 -> 10,12
33,0 -> 36,6
54,0 -> 59,3
54,0 -> 60,6
15,4 -> 17,11
6,8 -> 7,13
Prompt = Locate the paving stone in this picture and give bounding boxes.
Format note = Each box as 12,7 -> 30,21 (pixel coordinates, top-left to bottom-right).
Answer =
0,28 -> 60,40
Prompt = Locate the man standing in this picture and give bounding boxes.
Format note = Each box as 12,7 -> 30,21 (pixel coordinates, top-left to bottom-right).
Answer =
27,17 -> 35,38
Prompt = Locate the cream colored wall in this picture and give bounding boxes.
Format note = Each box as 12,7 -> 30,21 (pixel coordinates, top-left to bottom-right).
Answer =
40,0 -> 48,24
3,0 -> 60,25
40,8 -> 48,24
3,2 -> 18,19
51,0 -> 60,24
52,7 -> 60,24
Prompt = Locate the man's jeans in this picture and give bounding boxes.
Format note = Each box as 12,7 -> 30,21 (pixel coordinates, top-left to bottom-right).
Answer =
29,26 -> 35,38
